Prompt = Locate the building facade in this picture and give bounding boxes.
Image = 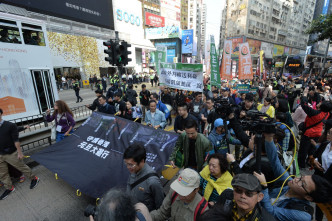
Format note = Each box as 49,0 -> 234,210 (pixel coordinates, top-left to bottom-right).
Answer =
223,0 -> 316,58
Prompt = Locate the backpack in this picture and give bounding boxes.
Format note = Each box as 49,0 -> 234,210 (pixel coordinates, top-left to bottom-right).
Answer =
171,192 -> 208,221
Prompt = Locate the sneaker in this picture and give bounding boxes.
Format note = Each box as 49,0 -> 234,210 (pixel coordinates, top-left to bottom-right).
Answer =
30,176 -> 40,189
19,175 -> 25,183
0,186 -> 15,200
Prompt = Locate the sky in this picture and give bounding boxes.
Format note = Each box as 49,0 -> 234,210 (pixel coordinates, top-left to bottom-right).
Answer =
204,0 -> 225,47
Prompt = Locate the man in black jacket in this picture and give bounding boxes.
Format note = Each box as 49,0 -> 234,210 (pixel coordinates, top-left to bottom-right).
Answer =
124,84 -> 138,106
0,108 -> 40,200
139,84 -> 150,121
98,96 -> 116,115
72,79 -> 83,103
114,92 -> 126,116
86,89 -> 103,111
174,103 -> 198,134
200,173 -> 276,221
161,87 -> 173,125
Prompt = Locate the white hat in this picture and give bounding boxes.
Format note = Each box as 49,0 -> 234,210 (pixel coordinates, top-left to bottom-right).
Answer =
170,168 -> 200,196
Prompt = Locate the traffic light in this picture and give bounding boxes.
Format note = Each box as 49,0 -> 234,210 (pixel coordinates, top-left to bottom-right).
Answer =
122,41 -> 132,66
103,40 -> 115,65
114,42 -> 126,66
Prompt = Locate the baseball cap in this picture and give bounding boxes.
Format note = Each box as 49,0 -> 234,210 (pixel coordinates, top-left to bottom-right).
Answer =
214,118 -> 229,128
231,173 -> 262,192
170,168 -> 200,196
221,87 -> 230,91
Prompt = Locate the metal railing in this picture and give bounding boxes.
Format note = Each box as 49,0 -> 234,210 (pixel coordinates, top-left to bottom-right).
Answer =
10,105 -> 92,135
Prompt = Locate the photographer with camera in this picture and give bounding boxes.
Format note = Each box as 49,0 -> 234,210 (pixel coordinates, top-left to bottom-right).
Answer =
86,189 -> 152,221
208,118 -> 242,156
253,132 -> 332,221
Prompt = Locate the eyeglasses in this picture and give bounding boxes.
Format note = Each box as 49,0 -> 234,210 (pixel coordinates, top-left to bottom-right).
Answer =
125,163 -> 137,169
295,176 -> 310,195
234,187 -> 258,197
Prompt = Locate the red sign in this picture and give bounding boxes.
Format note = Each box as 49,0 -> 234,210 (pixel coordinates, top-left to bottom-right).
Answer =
145,12 -> 165,27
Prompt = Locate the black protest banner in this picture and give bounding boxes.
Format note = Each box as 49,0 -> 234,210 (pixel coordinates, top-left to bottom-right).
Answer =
31,112 -> 179,198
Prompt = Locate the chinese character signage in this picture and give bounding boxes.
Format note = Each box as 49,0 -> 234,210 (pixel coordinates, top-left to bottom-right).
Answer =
31,112 -> 178,198
238,42 -> 253,80
236,84 -> 250,93
221,40 -> 232,80
181,29 -> 194,54
210,36 -> 221,87
145,12 -> 165,27
160,63 -> 204,92
145,26 -> 181,39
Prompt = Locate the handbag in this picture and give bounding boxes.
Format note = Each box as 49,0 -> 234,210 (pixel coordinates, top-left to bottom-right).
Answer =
51,124 -> 56,141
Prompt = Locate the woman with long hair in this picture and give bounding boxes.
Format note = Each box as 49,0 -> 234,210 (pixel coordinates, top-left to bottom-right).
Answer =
46,100 -> 75,142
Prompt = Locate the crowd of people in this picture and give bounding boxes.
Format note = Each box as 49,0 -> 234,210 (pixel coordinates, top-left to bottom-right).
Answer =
1,70 -> 332,221
81,73 -> 332,221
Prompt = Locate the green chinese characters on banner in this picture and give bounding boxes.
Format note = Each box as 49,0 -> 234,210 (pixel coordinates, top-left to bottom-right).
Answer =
155,50 -> 166,76
210,36 -> 221,88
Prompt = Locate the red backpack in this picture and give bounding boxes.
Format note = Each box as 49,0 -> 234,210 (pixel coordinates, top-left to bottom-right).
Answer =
171,192 -> 208,221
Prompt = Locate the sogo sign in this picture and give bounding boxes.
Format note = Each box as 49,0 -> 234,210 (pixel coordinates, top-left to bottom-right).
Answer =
116,9 -> 141,26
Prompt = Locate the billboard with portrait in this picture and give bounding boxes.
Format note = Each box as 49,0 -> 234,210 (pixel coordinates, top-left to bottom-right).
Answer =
247,38 -> 261,55
181,29 -> 193,54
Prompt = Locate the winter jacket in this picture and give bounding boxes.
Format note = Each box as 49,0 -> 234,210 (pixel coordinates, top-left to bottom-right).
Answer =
208,128 -> 242,155
170,132 -> 213,171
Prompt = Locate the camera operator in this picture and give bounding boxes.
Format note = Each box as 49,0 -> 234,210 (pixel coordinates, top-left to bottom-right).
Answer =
254,132 -> 332,221
87,189 -> 152,221
208,118 -> 242,156
220,87 -> 235,105
239,93 -> 257,119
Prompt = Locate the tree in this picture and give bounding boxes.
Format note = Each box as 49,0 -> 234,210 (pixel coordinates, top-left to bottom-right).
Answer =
306,14 -> 332,43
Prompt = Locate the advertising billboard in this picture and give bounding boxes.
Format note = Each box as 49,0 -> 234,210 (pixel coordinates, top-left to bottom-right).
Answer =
161,7 -> 181,21
113,0 -> 144,38
322,0 -> 330,15
181,29 -> 193,54
145,26 -> 181,39
160,0 -> 181,13
273,44 -> 285,57
145,12 -> 165,27
247,38 -> 261,55
3,0 -> 114,29
261,42 -> 273,58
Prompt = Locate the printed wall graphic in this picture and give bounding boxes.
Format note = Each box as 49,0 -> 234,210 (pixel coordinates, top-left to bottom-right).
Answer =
247,38 -> 261,55
48,32 -> 100,78
145,12 -> 165,27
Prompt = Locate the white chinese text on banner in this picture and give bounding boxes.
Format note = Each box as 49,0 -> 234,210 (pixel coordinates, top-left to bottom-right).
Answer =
221,40 -> 232,80
210,36 -> 221,87
238,42 -> 253,80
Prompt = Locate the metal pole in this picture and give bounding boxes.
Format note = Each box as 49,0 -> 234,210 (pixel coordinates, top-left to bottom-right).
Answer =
320,38 -> 330,77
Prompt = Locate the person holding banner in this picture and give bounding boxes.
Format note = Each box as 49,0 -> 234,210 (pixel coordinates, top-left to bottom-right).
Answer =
46,100 -> 76,142
145,100 -> 167,130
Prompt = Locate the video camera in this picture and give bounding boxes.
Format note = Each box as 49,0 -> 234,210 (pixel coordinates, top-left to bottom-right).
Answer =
239,110 -> 276,134
214,98 -> 233,119
84,204 -> 98,219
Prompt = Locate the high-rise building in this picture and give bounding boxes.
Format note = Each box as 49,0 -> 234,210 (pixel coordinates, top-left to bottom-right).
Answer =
201,3 -> 207,58
223,0 -> 316,57
309,0 -> 332,56
219,3 -> 228,53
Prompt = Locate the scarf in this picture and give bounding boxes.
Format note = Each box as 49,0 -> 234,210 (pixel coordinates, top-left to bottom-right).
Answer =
199,165 -> 233,201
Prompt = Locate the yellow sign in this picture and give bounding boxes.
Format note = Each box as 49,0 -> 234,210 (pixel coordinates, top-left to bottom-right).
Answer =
83,80 -> 89,86
288,64 -> 300,67
239,4 -> 246,10
275,62 -> 284,68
